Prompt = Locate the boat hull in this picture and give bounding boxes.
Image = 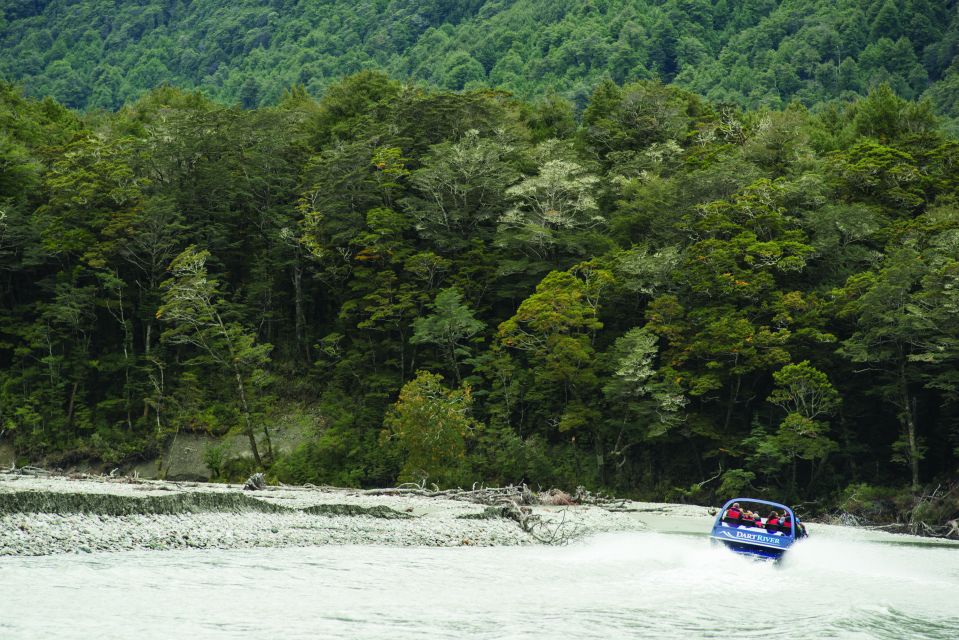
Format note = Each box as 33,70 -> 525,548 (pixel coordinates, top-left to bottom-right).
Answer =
710,536 -> 786,561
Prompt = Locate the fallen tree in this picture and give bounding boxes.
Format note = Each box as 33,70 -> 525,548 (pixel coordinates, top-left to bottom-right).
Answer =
354,482 -> 625,544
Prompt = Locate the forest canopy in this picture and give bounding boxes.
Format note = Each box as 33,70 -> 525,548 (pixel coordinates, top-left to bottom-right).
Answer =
1,71 -> 957,508
2,0 -> 959,132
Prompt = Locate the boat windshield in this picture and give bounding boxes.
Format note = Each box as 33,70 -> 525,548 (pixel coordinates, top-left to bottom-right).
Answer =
717,500 -> 796,536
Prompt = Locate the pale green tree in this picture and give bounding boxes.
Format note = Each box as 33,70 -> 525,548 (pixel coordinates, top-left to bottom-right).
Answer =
407,130 -> 517,251
411,287 -> 485,384
767,361 -> 841,422
761,361 -> 840,495
602,326 -> 687,472
498,142 -> 602,261
729,362 -> 841,498
157,246 -> 273,466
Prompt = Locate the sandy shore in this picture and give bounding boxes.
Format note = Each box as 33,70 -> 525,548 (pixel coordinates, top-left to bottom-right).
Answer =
0,474 -> 712,556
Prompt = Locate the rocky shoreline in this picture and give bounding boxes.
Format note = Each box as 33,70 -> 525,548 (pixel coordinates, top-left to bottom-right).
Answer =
0,473 -> 693,556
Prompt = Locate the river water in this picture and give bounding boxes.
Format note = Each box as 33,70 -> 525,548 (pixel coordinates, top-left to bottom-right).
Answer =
2,519 -> 957,639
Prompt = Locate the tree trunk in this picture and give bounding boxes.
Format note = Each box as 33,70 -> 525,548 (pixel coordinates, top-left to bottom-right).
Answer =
151,362 -> 165,476
398,327 -> 406,382
899,360 -> 920,493
142,321 -> 154,426
906,402 -> 919,494
447,337 -> 461,384
262,423 -> 274,464
686,434 -> 704,479
161,424 -> 179,480
722,373 -> 742,434
790,456 -> 797,501
234,369 -> 262,467
594,438 -> 606,486
808,455 -> 828,493
292,256 -> 308,362
66,381 -> 79,434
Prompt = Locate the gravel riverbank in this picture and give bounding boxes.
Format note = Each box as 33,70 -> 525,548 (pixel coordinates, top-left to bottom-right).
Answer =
0,474 -> 710,556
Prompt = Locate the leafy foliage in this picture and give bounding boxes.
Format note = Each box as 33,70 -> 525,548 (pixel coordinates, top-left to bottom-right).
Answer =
383,371 -> 479,487
3,0 -> 959,133
0,73 -> 957,506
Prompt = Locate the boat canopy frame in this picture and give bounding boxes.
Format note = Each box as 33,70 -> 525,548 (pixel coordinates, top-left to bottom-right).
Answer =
715,498 -> 796,526
710,497 -> 800,559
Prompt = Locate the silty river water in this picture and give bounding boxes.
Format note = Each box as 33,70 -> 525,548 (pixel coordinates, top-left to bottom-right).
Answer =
2,515 -> 957,638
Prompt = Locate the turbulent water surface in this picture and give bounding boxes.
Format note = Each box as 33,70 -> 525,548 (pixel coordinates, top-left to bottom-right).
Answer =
2,517 -> 957,639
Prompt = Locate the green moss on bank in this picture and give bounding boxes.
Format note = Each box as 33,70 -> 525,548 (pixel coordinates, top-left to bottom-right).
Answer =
301,503 -> 413,519
0,491 -> 288,516
0,491 -> 417,519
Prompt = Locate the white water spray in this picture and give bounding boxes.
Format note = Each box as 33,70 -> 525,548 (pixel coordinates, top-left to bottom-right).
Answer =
1,520 -> 956,639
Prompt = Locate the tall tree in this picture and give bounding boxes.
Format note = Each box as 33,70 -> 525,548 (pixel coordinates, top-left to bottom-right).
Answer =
758,361 -> 840,496
157,246 -> 273,466
838,247 -> 930,492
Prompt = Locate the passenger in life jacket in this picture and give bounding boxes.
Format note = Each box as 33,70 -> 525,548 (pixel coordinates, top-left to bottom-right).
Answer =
765,511 -> 781,533
723,503 -> 743,525
780,513 -> 793,534
741,510 -> 758,527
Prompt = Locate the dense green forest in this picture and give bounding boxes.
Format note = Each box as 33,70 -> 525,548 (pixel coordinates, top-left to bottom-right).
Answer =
1,71 -> 957,517
3,0 -> 959,129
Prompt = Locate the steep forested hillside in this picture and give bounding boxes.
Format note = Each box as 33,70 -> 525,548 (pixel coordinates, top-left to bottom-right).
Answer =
2,0 -> 959,123
1,73 -> 957,512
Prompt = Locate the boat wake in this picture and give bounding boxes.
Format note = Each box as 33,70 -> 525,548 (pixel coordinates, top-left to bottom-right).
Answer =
0,524 -> 956,639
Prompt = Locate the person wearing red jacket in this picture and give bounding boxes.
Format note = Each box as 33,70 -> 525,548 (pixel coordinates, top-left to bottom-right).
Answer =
765,511 -> 780,533
780,514 -> 793,534
723,503 -> 743,525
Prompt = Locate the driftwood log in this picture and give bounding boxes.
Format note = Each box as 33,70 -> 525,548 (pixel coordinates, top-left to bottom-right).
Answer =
243,472 -> 267,491
355,482 -> 623,544
357,482 -> 620,506
0,465 -> 52,477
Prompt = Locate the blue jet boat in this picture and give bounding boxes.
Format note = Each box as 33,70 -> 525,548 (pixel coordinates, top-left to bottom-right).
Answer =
710,498 -> 806,561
